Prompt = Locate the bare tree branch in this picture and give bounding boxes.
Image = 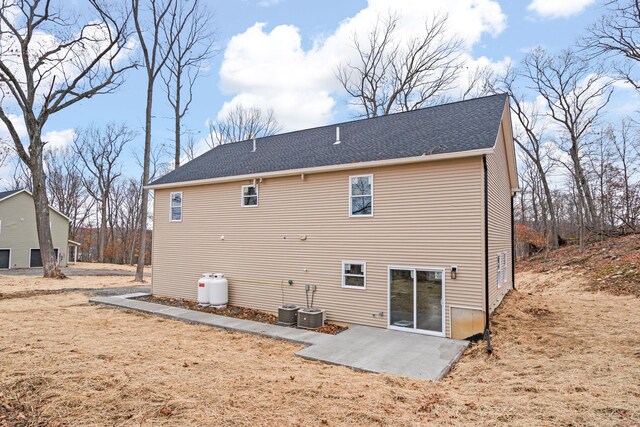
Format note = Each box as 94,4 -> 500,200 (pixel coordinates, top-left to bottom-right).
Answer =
160,0 -> 216,168
336,12 -> 464,118
207,104 -> 283,147
0,0 -> 134,278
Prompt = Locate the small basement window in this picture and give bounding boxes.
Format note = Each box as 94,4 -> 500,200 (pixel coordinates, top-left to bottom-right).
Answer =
349,174 -> 373,217
497,252 -> 505,287
170,192 -> 182,221
242,184 -> 258,207
502,252 -> 508,285
342,261 -> 366,289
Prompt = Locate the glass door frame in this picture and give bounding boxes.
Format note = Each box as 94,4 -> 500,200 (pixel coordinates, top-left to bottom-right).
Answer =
387,265 -> 446,337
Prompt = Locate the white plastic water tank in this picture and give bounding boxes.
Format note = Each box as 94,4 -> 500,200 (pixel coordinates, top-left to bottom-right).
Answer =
209,273 -> 229,306
198,273 -> 213,305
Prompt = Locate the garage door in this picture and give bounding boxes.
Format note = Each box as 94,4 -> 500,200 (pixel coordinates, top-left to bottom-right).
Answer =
0,250 -> 9,269
29,248 -> 58,268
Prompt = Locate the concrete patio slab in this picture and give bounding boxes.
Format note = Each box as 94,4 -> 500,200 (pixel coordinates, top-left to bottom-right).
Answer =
90,293 -> 467,381
296,326 -> 468,380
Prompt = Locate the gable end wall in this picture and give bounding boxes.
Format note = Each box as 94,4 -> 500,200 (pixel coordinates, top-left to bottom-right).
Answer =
487,116 -> 514,312
0,192 -> 70,268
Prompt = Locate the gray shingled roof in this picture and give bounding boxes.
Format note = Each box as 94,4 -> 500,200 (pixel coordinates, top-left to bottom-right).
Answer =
150,93 -> 507,186
0,189 -> 20,201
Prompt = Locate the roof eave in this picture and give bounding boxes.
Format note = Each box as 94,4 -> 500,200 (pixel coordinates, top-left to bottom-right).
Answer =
145,148 -> 494,190
0,189 -> 72,222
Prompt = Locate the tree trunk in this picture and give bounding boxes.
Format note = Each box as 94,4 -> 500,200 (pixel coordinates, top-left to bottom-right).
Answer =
570,142 -> 597,228
98,194 -> 107,263
30,143 -> 66,279
174,73 -> 181,169
539,172 -> 559,247
135,79 -> 154,282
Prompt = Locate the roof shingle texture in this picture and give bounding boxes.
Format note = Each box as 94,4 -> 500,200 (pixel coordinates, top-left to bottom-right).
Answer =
0,189 -> 20,201
151,93 -> 507,186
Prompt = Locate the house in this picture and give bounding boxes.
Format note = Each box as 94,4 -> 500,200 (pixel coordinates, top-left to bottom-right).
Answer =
0,189 -> 78,269
147,94 -> 518,339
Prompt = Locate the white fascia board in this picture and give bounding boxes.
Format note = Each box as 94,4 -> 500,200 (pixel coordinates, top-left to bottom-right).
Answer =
145,148 -> 494,191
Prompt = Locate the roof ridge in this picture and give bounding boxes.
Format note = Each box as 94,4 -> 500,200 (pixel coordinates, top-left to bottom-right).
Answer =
213,93 -> 508,148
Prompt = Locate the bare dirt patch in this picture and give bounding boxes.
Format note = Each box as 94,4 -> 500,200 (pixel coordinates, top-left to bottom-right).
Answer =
518,233 -> 640,297
0,269 -> 638,426
139,295 -> 347,335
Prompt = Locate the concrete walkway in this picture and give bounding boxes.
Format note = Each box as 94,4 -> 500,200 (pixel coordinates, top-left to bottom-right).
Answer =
90,293 -> 328,345
90,293 -> 468,381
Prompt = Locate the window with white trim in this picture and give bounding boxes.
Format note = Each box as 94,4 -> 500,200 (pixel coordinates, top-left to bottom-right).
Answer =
502,253 -> 508,285
242,184 -> 258,207
349,174 -> 373,216
342,261 -> 366,289
170,192 -> 182,221
497,254 -> 502,287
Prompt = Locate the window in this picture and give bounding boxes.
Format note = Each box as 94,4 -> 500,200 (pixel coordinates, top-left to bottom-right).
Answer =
497,252 -> 507,287
242,185 -> 258,207
342,261 -> 366,289
170,192 -> 182,221
349,174 -> 373,217
502,253 -> 508,285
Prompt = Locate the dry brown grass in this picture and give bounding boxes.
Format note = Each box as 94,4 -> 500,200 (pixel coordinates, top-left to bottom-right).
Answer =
0,270 -> 638,426
71,262 -> 149,273
0,274 -> 134,296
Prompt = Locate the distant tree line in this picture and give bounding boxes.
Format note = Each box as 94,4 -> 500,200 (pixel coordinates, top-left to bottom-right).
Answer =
2,0 -> 640,278
335,4 -> 640,254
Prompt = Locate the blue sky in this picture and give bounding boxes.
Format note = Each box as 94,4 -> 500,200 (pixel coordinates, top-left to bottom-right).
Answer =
2,0 -> 625,182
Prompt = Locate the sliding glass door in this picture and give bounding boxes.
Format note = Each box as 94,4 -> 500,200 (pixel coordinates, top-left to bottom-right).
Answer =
389,267 -> 444,336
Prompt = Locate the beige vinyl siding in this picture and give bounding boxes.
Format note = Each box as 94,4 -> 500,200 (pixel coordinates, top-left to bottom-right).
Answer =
487,109 -> 514,312
152,156 -> 484,337
0,192 -> 70,268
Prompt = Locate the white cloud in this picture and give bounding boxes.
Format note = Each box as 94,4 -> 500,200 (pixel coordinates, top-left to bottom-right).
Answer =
0,113 -> 27,144
527,0 -> 595,19
42,129 -> 75,151
257,0 -> 285,7
218,23 -> 335,130
0,5 -> 135,117
217,0 -> 507,131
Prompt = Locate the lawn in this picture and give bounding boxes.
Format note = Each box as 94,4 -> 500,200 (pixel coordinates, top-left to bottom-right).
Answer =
0,265 -> 638,426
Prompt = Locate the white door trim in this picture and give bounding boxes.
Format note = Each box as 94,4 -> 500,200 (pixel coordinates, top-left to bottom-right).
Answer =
0,248 -> 11,269
387,265 -> 446,337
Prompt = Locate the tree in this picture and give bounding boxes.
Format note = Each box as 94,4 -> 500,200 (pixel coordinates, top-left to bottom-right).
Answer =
0,0 -> 133,277
109,177 -> 142,263
207,104 -> 282,147
607,120 -> 640,232
586,0 -> 640,90
4,155 -> 31,191
132,0 -> 192,282
522,48 -> 613,250
336,12 -> 464,118
46,146 -> 93,239
161,0 -> 215,169
0,141 -> 9,170
74,123 -> 135,263
493,64 -> 560,248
